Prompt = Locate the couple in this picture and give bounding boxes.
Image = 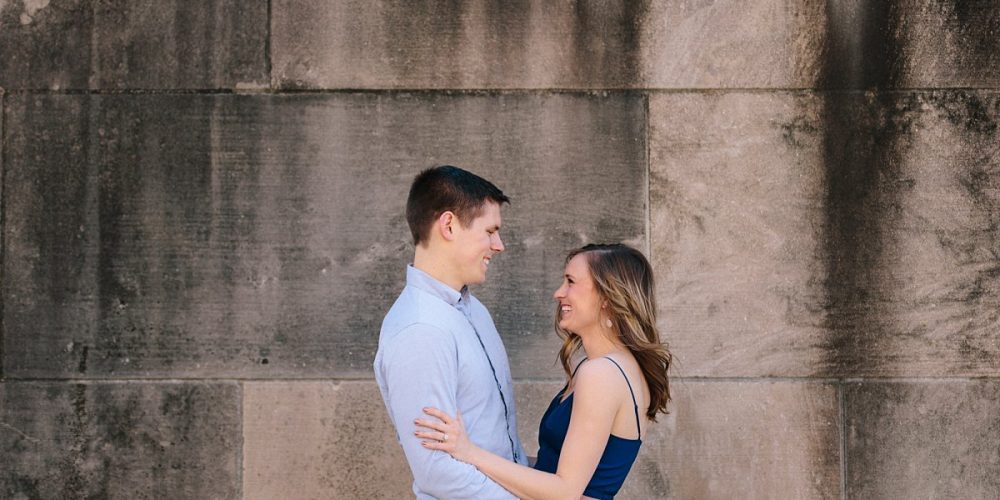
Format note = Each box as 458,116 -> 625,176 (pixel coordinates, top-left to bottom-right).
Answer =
375,166 -> 672,499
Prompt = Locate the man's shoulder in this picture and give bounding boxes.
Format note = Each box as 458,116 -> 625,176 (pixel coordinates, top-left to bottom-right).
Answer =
384,286 -> 456,324
380,286 -> 463,343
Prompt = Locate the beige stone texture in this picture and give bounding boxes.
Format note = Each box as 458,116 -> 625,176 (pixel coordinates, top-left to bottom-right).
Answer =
642,0 -> 826,89
244,380 -> 840,499
864,91 -> 1000,377
624,380 -> 842,500
92,0 -> 269,89
0,0 -> 268,90
243,380 -> 566,499
271,0 -> 827,90
649,91 -> 829,377
891,1 -> 1000,88
650,90 -> 1000,378
0,0 -> 92,90
243,381 -> 412,499
845,380 -> 1000,498
0,381 -> 241,498
3,92 -> 644,379
272,0 -> 648,89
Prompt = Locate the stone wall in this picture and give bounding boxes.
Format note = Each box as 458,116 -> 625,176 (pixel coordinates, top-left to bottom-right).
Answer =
2,1 -> 998,498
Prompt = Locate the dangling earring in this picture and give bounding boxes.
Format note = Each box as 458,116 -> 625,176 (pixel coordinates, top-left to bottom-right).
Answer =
603,317 -> 613,329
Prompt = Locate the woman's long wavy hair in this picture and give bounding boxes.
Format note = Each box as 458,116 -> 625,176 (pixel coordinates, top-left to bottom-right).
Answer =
556,243 -> 672,420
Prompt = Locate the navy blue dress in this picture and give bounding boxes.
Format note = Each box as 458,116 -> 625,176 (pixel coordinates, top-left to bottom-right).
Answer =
532,357 -> 643,500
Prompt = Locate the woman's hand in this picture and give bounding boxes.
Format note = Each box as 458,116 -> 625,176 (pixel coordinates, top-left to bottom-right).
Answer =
414,407 -> 477,463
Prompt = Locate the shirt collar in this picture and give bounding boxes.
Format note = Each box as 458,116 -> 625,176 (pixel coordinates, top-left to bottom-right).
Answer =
406,265 -> 470,308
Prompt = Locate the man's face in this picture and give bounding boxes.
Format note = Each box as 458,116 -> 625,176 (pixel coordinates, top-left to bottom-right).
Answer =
451,201 -> 505,286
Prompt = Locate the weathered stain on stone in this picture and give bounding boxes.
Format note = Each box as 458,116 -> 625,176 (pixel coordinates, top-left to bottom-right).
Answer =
820,93 -> 921,375
377,0 -> 467,86
21,0 -> 50,21
931,91 -> 999,136
1,382 -> 240,497
5,92 -> 643,378
940,0 -> 1000,84
1,88 -> 4,381
820,0 -> 910,375
919,91 -> 1000,357
568,0 -> 649,87
819,1 -> 903,89
779,113 -> 821,149
0,0 -> 92,89
481,0 -> 531,84
91,0 -> 269,89
845,381 -> 1000,497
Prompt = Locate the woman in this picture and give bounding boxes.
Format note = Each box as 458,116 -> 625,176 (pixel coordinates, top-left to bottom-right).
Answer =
415,243 -> 672,499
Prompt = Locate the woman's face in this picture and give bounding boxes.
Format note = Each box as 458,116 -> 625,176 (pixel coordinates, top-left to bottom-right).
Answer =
553,253 -> 604,335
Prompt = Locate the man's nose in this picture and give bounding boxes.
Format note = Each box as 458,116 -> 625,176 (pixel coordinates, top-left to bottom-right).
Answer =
492,233 -> 505,252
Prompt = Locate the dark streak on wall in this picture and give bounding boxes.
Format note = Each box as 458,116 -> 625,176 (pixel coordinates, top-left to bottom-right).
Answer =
61,384 -> 93,498
570,0 -> 648,87
942,0 -> 1000,84
484,0 -> 530,85
0,0 -> 93,90
1,89 -> 5,380
819,2 -> 905,374
379,0 -> 467,86
929,91 -> 1000,357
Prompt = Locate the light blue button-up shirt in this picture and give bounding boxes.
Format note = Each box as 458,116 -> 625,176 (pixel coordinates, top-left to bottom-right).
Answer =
376,265 -> 527,499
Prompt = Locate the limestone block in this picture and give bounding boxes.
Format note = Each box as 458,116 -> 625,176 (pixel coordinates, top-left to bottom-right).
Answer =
651,90 -> 1000,377
243,381 -> 412,499
272,0 -> 651,89
650,91 -> 828,377
273,0 -> 832,89
0,381 -> 241,499
0,87 -> 3,378
3,92 -> 645,378
2,95 -> 100,378
0,0 -> 92,90
820,90 -> 1000,376
821,1 -> 1000,89
92,0 -> 269,89
845,381 -> 1000,498
0,0 -> 268,90
642,0 -> 826,89
622,380 -> 841,500
243,380 -> 563,499
244,380 -> 838,499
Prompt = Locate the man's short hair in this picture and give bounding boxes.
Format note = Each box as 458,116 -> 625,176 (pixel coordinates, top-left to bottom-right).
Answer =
406,165 -> 510,245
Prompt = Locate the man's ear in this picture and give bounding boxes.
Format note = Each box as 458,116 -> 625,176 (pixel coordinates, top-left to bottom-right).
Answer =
437,211 -> 457,241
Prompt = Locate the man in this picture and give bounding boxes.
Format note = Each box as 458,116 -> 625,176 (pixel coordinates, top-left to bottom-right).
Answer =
375,165 -> 527,499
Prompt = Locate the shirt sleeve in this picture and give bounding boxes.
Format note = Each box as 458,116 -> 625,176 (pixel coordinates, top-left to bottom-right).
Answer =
379,323 -> 518,500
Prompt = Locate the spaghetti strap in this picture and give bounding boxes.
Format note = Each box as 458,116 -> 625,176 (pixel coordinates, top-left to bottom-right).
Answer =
556,358 -> 590,400
602,356 -> 642,438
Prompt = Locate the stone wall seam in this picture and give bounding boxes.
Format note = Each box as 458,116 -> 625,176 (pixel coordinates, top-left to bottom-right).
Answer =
266,0 -> 274,90
643,91 -> 651,257
1,85 -> 5,381
238,380 -> 245,500
839,382 -> 847,500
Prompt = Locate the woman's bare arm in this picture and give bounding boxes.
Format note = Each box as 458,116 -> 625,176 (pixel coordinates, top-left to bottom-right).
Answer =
416,360 -> 624,500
